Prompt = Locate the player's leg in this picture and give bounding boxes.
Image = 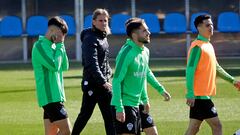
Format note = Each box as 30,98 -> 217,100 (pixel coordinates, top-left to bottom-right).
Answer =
203,100 -> 220,135
43,102 -> 71,135
98,90 -> 116,135
44,119 -> 59,135
139,104 -> 158,135
185,99 -> 205,135
72,83 -> 97,135
185,118 -> 202,135
52,118 -> 71,135
205,117 -> 222,135
143,126 -> 158,135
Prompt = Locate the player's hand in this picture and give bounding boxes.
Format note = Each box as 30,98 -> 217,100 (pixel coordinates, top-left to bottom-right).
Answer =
233,80 -> 240,91
186,98 -> 195,107
116,112 -> 125,123
103,82 -> 112,91
53,30 -> 65,43
161,91 -> 171,101
143,103 -> 150,114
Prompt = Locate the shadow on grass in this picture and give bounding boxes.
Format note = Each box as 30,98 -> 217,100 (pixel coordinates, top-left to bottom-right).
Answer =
0,86 -> 80,94
0,89 -> 35,94
152,68 -> 240,77
152,69 -> 185,77
160,78 -> 185,83
64,76 -> 83,79
62,68 -> 240,79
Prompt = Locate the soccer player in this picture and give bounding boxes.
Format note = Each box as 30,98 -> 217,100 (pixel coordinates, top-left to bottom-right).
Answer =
71,9 -> 115,135
185,14 -> 240,135
32,16 -> 71,135
111,17 -> 171,135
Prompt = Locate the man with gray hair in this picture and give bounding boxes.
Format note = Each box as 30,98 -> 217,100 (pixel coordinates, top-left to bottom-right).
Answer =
72,8 -> 115,135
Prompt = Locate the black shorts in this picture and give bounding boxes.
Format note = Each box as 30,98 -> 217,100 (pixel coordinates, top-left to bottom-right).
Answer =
43,102 -> 68,122
139,104 -> 155,129
112,106 -> 141,135
190,99 -> 218,121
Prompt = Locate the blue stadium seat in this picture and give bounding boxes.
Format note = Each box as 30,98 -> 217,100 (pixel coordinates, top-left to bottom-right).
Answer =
163,13 -> 186,34
217,12 -> 240,32
0,16 -> 23,37
111,14 -> 131,35
84,14 -> 92,29
190,12 -> 208,33
0,21 -> 1,36
60,15 -> 76,35
139,13 -> 160,34
26,16 -> 48,36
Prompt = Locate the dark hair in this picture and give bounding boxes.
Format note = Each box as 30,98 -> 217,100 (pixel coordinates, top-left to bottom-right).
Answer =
125,17 -> 145,38
194,14 -> 211,30
48,16 -> 68,34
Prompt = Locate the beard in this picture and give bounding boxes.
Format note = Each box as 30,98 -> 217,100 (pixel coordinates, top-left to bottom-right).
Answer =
138,37 -> 150,44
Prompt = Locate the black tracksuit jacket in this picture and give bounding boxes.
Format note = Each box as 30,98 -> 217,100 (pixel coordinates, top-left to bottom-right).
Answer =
81,27 -> 112,86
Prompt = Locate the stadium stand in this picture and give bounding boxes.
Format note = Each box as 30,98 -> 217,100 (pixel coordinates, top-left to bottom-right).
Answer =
139,13 -> 161,34
84,14 -> 92,29
60,15 -> 76,36
26,15 -> 48,36
0,16 -> 23,37
163,13 -> 186,34
111,13 -> 131,34
190,12 -> 208,33
217,12 -> 240,32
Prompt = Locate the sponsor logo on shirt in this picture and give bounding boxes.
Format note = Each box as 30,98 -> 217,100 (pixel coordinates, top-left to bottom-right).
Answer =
97,39 -> 104,45
133,72 -> 145,78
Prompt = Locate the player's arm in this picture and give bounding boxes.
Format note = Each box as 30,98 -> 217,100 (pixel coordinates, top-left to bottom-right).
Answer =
216,62 -> 235,83
140,80 -> 149,105
140,82 -> 150,114
186,46 -> 201,99
215,62 -> 240,90
146,66 -> 166,94
61,45 -> 69,71
146,66 -> 171,101
34,42 -> 65,72
111,51 -> 131,113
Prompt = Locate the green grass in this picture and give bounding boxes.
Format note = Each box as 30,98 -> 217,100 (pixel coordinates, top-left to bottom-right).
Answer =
0,60 -> 240,135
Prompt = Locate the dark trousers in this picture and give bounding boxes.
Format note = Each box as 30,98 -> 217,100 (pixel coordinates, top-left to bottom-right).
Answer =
72,82 -> 116,135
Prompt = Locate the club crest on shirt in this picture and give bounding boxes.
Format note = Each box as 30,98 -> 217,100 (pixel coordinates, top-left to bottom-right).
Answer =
127,123 -> 133,131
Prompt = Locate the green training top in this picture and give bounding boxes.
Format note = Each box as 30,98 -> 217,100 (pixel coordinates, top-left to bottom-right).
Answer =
32,36 -> 69,107
111,39 -> 166,112
186,34 -> 235,99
